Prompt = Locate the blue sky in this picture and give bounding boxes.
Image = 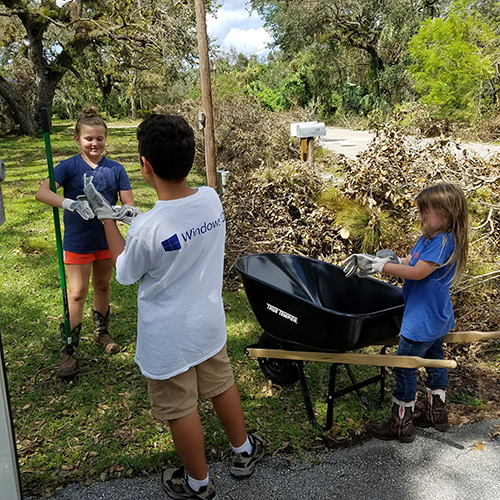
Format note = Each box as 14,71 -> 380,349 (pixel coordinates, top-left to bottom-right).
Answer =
206,0 -> 272,57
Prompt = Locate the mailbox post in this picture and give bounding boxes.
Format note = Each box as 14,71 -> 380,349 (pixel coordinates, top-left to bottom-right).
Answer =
290,121 -> 326,165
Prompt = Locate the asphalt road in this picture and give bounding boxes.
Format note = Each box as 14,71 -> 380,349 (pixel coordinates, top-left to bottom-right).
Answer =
321,127 -> 500,160
30,418 -> 500,500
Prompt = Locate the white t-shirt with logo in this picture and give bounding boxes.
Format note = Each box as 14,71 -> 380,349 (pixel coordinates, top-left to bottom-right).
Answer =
115,186 -> 226,380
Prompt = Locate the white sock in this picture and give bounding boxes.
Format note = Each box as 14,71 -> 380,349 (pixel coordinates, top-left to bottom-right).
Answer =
232,436 -> 253,455
187,474 -> 209,493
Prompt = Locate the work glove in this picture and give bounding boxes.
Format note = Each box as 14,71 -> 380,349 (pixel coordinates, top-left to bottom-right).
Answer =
61,198 -> 94,220
81,174 -> 142,224
111,204 -> 143,224
79,173 -> 115,220
342,254 -> 363,278
342,253 -> 391,278
376,249 -> 402,265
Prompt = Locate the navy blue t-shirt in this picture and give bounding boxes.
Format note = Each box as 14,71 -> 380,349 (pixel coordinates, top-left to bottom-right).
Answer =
401,232 -> 456,342
53,154 -> 132,253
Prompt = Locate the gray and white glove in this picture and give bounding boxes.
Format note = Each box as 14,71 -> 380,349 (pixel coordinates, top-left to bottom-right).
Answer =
82,174 -> 141,224
376,249 -> 402,265
342,254 -> 364,278
342,253 -> 391,278
111,204 -> 143,225
80,173 -> 115,220
61,198 -> 94,220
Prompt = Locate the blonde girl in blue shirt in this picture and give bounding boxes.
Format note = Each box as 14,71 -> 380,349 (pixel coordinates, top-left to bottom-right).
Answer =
343,183 -> 469,442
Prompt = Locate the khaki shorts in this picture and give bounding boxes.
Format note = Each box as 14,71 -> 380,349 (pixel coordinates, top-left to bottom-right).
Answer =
146,345 -> 235,421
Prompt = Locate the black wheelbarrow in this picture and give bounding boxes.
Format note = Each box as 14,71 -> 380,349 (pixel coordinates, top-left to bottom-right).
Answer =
236,253 -> 464,430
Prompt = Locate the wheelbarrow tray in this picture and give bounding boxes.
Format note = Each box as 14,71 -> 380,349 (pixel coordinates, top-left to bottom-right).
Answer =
236,253 -> 404,352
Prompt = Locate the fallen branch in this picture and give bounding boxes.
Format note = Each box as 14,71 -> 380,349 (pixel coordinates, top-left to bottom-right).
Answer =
455,270 -> 500,292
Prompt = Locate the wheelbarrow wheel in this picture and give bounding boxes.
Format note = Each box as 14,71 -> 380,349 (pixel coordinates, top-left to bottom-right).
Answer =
257,332 -> 302,387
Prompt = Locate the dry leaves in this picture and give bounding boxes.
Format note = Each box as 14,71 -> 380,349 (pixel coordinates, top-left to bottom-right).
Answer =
222,159 -> 343,282
339,122 -> 500,217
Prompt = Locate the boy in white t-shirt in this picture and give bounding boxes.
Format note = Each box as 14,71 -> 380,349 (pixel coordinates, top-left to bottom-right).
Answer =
84,114 -> 264,500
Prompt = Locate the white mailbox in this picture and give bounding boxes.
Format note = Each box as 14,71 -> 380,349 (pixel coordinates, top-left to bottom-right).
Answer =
290,121 -> 326,139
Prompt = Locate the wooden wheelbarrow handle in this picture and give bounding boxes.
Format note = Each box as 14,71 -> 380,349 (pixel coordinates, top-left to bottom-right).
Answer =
246,348 -> 457,369
374,331 -> 500,346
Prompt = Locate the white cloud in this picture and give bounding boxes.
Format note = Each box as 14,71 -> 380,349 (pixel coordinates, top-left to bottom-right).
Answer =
223,26 -> 272,56
207,1 -> 272,56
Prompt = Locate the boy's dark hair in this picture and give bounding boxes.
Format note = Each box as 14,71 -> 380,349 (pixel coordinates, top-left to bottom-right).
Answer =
136,115 -> 195,182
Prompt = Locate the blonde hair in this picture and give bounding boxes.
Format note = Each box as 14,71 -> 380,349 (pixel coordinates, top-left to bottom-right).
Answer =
415,183 -> 469,286
75,106 -> 107,137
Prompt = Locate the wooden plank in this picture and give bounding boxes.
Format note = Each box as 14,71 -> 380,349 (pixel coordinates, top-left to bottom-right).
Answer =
373,331 -> 500,346
307,137 -> 314,165
300,138 -> 307,161
246,348 -> 457,369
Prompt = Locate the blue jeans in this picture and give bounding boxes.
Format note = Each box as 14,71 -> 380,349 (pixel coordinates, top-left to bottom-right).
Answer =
393,336 -> 448,403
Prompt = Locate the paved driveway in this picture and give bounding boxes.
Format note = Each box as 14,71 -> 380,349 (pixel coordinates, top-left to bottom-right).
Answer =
37,419 -> 500,500
321,127 -> 500,160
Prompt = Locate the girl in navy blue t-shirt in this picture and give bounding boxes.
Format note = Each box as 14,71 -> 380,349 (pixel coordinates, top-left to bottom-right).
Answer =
36,107 -> 134,378
343,183 -> 469,442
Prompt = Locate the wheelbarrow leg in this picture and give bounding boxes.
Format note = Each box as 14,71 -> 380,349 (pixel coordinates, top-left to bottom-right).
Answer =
379,366 -> 386,406
326,362 -> 386,430
325,363 -> 340,431
344,364 -> 370,406
295,360 -> 322,430
379,346 -> 388,406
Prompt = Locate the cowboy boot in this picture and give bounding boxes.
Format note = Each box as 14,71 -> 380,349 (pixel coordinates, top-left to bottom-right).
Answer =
367,396 -> 415,443
59,323 -> 80,379
93,307 -> 119,354
414,387 -> 449,432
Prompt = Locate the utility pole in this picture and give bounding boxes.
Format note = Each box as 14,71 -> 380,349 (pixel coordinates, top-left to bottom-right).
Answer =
194,0 -> 217,189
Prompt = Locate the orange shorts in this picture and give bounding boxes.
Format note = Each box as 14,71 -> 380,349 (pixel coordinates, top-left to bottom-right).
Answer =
64,249 -> 111,265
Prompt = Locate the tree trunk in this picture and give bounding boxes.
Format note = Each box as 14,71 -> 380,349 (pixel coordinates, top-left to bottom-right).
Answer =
366,46 -> 385,97
0,77 -> 37,135
31,68 -> 65,132
130,73 -> 138,120
131,94 -> 137,120
62,84 -> 76,120
1,2 -> 68,135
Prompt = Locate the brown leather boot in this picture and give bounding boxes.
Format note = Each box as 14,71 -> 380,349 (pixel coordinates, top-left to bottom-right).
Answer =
414,387 -> 449,432
93,307 -> 119,354
59,324 -> 80,378
367,397 -> 415,443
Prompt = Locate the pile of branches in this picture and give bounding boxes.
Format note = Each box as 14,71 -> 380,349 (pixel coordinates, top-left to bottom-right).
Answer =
339,122 -> 500,217
156,96 -> 345,284
222,159 -> 345,283
154,94 -> 306,175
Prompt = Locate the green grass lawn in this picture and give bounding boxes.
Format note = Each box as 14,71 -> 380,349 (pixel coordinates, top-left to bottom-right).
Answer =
0,123 -> 393,498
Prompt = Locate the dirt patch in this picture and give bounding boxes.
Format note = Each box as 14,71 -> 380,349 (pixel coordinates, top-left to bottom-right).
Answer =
445,341 -> 500,413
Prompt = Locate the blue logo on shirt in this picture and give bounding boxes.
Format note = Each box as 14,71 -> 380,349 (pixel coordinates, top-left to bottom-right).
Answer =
180,212 -> 225,242
161,212 -> 225,252
161,234 -> 182,252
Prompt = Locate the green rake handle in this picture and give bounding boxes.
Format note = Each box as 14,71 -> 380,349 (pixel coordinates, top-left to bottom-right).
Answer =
41,108 -> 73,354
